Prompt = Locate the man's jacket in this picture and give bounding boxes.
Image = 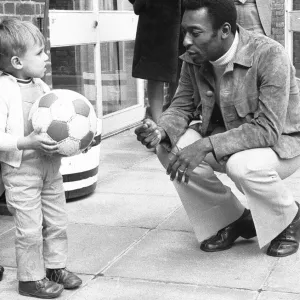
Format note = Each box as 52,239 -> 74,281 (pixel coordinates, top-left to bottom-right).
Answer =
158,26 -> 300,163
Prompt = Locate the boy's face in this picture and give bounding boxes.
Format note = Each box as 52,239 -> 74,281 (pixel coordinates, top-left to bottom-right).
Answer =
18,42 -> 48,79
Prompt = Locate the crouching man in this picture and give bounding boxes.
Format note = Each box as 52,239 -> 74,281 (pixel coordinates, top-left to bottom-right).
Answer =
135,0 -> 300,257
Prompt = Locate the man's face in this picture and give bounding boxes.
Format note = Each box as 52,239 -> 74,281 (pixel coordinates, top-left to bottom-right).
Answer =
19,41 -> 48,79
182,8 -> 224,64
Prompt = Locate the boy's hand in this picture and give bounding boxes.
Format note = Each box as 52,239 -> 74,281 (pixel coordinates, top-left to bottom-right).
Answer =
17,130 -> 58,154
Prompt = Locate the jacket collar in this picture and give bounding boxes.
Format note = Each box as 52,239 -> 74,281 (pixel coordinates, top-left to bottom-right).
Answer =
180,25 -> 256,72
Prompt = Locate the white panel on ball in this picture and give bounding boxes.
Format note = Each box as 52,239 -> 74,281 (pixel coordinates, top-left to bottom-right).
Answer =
50,100 -> 75,122
69,115 -> 90,140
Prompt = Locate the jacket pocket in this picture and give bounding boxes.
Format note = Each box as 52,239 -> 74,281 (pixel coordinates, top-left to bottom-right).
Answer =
234,97 -> 258,120
221,102 -> 257,125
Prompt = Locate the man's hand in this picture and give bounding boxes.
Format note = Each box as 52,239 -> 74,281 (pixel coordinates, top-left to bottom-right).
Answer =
134,119 -> 165,149
167,138 -> 213,184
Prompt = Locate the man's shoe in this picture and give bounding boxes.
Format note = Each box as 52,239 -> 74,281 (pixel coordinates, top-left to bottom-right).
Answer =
200,209 -> 256,252
46,268 -> 82,289
267,202 -> 300,257
19,278 -> 64,299
0,265 -> 4,281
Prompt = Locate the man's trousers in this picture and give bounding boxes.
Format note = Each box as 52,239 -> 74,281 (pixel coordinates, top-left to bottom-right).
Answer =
157,129 -> 300,248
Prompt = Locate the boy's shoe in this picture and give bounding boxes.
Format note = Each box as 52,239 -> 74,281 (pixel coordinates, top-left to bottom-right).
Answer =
19,278 -> 64,299
46,268 -> 82,289
0,265 -> 4,281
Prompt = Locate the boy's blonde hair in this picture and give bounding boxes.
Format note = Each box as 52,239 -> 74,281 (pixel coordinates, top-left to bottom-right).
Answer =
0,18 -> 45,70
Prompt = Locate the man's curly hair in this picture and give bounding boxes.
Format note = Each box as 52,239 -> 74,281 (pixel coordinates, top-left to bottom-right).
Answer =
183,0 -> 237,34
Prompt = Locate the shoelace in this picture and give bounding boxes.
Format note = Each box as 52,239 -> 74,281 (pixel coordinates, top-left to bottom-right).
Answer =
50,268 -> 71,283
216,225 -> 231,236
216,229 -> 225,237
36,278 -> 49,289
50,269 -> 64,282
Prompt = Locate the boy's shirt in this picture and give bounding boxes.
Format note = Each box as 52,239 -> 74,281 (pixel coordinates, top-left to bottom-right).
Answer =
17,78 -> 40,135
0,72 -> 50,167
19,78 -> 45,159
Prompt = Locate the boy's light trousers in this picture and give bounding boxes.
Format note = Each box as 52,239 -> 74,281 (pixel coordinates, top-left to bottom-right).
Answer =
2,155 -> 67,281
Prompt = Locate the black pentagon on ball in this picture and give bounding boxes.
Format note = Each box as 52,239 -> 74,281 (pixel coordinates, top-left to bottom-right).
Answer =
47,120 -> 69,142
80,131 -> 94,150
73,98 -> 90,117
39,93 -> 58,108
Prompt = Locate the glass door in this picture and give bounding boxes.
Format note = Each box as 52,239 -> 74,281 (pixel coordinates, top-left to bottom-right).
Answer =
49,0 -> 144,137
98,0 -> 144,136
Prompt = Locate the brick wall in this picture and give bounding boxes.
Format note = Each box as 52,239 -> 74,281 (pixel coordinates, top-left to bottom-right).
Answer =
271,0 -> 285,45
292,1 -> 300,76
0,0 -> 44,24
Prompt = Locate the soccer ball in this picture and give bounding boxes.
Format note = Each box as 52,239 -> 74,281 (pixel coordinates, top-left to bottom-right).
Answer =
29,89 -> 97,156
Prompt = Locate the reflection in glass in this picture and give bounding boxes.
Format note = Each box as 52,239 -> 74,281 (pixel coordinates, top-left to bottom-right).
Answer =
100,41 -> 138,115
293,0 -> 300,10
49,0 -> 93,10
50,45 -> 98,115
99,0 -> 133,10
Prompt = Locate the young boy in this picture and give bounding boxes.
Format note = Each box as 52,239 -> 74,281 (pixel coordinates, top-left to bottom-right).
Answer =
0,18 -> 82,298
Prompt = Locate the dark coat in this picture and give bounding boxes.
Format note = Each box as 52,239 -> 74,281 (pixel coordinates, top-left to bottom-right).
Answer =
129,0 -> 184,83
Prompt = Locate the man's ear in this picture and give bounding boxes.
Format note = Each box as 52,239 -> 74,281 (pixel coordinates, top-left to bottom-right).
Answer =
11,56 -> 23,70
221,23 -> 231,39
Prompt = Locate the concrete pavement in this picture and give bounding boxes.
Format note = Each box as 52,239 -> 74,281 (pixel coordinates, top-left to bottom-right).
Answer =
1,128 -> 300,299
